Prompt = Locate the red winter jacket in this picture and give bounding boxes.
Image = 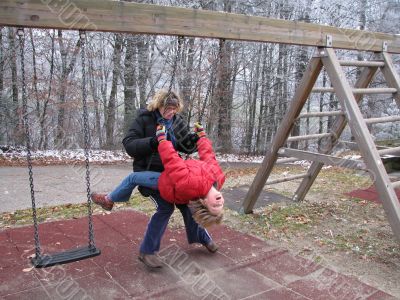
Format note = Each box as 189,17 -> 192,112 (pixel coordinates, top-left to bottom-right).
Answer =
157,137 -> 225,204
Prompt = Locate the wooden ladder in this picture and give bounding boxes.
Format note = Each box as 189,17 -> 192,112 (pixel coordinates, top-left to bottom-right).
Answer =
241,46 -> 400,241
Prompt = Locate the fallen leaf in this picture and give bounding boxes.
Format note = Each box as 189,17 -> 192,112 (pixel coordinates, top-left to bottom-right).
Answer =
23,267 -> 34,272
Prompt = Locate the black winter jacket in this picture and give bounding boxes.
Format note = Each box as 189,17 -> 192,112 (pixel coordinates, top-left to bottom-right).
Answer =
122,109 -> 198,172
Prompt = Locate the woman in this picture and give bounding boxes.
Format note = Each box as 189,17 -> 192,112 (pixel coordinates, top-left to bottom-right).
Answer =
118,90 -> 219,269
91,122 -> 225,226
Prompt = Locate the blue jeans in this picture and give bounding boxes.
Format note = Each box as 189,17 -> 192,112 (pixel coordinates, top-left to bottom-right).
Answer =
108,171 -> 161,202
139,191 -> 212,254
108,171 -> 212,254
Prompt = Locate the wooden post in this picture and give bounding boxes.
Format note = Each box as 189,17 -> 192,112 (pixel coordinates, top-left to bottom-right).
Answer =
322,48 -> 400,241
381,52 -> 400,107
293,52 -> 380,202
241,54 -> 323,213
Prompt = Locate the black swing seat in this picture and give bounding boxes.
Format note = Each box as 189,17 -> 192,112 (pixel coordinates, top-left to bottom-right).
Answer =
31,246 -> 101,268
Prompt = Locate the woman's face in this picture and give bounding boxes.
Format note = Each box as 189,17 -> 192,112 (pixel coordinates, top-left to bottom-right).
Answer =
159,105 -> 178,120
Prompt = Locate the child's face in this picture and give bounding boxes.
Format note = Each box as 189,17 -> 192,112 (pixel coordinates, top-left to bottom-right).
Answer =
202,186 -> 224,215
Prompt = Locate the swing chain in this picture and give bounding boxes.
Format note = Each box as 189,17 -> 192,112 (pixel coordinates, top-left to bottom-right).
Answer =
18,28 -> 41,258
79,30 -> 95,249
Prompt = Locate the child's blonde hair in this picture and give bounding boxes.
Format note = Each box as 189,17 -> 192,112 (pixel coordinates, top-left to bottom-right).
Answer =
147,90 -> 184,113
188,199 -> 223,228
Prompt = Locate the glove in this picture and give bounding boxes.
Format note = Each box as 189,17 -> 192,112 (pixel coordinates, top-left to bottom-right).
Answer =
194,122 -> 206,139
156,125 -> 166,143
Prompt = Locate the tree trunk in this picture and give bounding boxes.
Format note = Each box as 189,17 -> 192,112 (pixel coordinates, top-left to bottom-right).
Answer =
105,34 -> 123,149
291,7 -> 311,149
28,29 -> 41,119
137,35 -> 148,108
244,44 -> 262,154
317,70 -> 327,151
215,38 -> 233,153
180,37 -> 195,124
55,30 -> 81,148
255,44 -> 269,154
8,28 -> 20,145
262,44 -> 274,148
88,36 -> 103,148
0,27 -> 3,101
39,30 -> 56,150
124,35 -> 137,133
0,27 -> 4,144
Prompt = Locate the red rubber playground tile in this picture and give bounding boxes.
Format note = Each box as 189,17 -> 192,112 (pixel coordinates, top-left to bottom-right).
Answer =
249,249 -> 323,285
0,265 -> 43,298
245,286 -> 310,300
286,267 -> 394,300
0,210 -> 395,299
346,185 -> 400,203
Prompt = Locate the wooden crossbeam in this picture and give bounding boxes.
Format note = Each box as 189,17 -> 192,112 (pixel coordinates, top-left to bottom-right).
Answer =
378,146 -> 400,156
298,111 -> 344,118
278,148 -> 366,170
339,60 -> 385,67
287,133 -> 333,142
312,87 -> 397,94
1,0 -> 400,53
364,115 -> 400,125
267,174 -> 309,185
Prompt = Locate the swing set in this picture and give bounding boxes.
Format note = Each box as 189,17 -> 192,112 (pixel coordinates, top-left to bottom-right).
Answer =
2,0 -> 400,268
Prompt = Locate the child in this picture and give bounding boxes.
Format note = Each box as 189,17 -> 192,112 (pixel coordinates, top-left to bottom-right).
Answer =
91,123 -> 225,227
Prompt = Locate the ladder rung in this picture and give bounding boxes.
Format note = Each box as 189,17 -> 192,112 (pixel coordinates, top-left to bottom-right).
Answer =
298,111 -> 344,118
278,148 -> 366,170
287,133 -> 333,142
392,181 -> 400,189
339,60 -> 385,67
276,157 -> 299,164
352,88 -> 397,94
312,87 -> 397,94
312,87 -> 334,93
378,146 -> 400,156
365,115 -> 400,125
267,173 -> 309,185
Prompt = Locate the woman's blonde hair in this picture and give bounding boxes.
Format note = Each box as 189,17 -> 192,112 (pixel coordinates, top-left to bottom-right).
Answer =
188,199 -> 223,228
147,90 -> 184,113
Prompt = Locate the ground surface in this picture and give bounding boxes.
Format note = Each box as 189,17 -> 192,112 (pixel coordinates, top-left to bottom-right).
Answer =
0,210 -> 395,299
1,159 -> 400,298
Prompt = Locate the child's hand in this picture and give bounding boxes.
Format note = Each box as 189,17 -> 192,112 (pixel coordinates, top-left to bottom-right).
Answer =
156,125 -> 166,143
194,122 -> 206,139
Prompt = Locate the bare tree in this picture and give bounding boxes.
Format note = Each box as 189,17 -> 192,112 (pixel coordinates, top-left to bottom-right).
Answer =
0,27 -> 4,144
8,28 -> 20,144
105,33 -> 123,149
38,30 -> 56,150
243,44 -> 262,154
55,30 -> 82,147
124,35 -> 137,133
179,37 -> 195,124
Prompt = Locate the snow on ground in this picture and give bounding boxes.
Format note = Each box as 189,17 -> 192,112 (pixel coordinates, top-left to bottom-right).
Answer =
0,146 -> 266,164
0,145 -> 360,167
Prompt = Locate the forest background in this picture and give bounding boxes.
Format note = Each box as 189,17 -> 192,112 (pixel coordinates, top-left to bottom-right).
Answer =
0,0 -> 399,155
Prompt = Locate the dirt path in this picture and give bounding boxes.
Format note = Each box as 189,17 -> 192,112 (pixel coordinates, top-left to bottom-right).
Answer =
0,164 -> 133,213
0,162 -> 260,213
